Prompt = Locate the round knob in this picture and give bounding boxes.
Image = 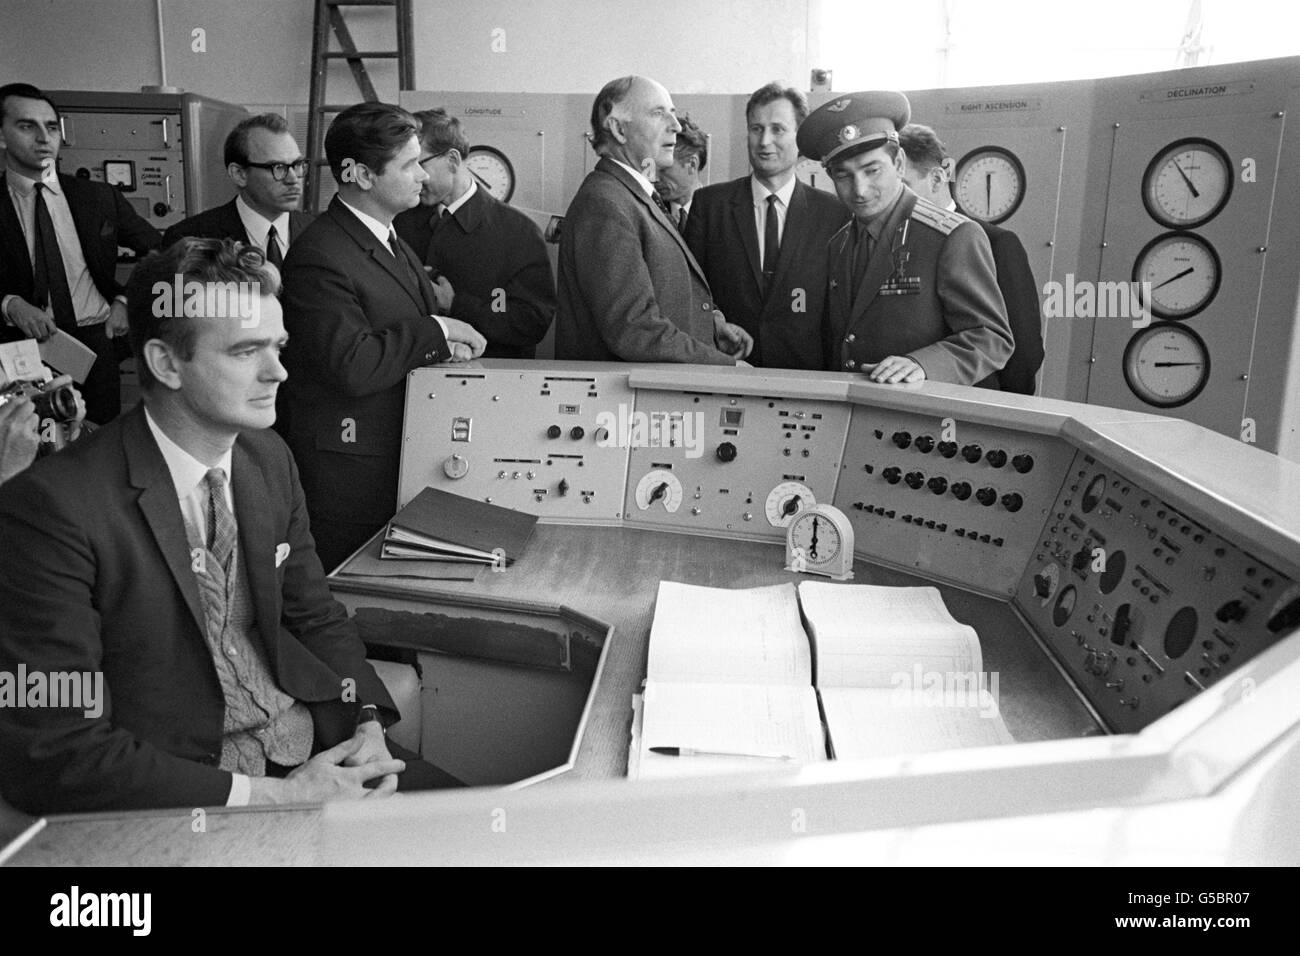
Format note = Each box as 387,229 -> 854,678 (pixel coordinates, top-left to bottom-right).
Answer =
927,476 -> 948,495
937,441 -> 958,459
716,441 -> 737,463
546,425 -> 562,439
153,201 -> 170,217
649,482 -> 668,503
1012,454 -> 1034,474
1215,599 -> 1246,623
442,454 -> 469,479
570,426 -> 585,440
914,435 -> 935,454
1033,572 -> 1053,597
1001,492 -> 1023,512
594,426 -> 610,443
975,486 -> 997,506
986,449 -> 1007,468
1072,548 -> 1091,571
892,431 -> 912,449
904,471 -> 925,490
882,467 -> 902,485
962,443 -> 983,464
950,481 -> 972,501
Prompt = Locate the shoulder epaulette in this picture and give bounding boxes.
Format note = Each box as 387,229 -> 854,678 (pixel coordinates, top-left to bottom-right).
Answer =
910,196 -> 970,236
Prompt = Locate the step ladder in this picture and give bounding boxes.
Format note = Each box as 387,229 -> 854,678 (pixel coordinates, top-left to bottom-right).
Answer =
305,0 -> 414,213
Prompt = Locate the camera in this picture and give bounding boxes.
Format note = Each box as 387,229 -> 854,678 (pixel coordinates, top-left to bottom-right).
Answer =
0,378 -> 81,424
0,339 -> 82,424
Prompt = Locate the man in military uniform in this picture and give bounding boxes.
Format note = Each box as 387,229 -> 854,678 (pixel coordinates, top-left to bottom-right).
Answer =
797,91 -> 1013,386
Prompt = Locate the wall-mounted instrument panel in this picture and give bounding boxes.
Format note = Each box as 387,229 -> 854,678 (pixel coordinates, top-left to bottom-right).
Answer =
49,90 -> 246,235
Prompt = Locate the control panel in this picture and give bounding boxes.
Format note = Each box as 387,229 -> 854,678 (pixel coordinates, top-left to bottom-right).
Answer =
832,406 -> 1074,596
58,110 -> 187,228
1015,452 -> 1300,733
621,389 -> 851,542
399,367 -> 636,524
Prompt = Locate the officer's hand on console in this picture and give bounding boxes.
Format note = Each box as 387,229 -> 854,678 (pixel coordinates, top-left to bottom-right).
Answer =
442,317 -> 487,358
865,355 -> 925,385
248,735 -> 405,804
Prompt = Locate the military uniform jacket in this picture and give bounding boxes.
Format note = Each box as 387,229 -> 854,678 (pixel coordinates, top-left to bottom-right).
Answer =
826,187 -> 1013,386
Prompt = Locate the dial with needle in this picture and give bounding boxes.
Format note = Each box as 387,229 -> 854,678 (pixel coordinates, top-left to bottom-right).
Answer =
1153,361 -> 1203,367
1153,266 -> 1195,290
985,172 -> 992,215
1173,158 -> 1201,198
809,516 -> 820,560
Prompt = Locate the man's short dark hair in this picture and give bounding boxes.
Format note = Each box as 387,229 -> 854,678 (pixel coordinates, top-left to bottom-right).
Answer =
828,139 -> 901,175
899,123 -> 948,172
413,108 -> 471,159
674,114 -> 708,172
0,82 -> 59,122
224,112 -> 292,167
589,75 -> 636,156
324,102 -> 418,180
127,238 -> 280,391
745,82 -> 809,127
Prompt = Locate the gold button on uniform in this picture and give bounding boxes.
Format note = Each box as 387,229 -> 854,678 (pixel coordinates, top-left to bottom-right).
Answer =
845,360 -> 857,370
846,333 -> 856,343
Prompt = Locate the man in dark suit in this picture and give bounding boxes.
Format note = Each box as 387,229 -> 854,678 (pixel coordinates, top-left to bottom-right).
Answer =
799,91 -> 1012,386
0,82 -> 161,423
160,113 -> 314,263
0,237 -> 461,814
655,114 -> 707,231
555,75 -> 751,365
394,109 -> 554,358
686,82 -> 849,370
899,124 -> 1044,395
281,103 -> 486,571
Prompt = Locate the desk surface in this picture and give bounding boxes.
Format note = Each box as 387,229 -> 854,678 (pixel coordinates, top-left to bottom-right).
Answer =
348,523 -> 1100,777
9,523 -> 1099,865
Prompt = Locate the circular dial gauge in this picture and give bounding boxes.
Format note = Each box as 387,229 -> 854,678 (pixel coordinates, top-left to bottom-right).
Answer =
953,146 -> 1026,224
1142,138 -> 1232,229
465,145 -> 515,202
1081,474 -> 1107,514
1052,585 -> 1077,628
1123,323 -> 1210,409
1132,232 -> 1222,319
765,481 -> 815,528
785,504 -> 855,581
634,469 -> 682,513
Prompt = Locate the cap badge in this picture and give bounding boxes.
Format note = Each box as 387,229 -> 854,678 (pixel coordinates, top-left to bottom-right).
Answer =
827,98 -> 852,113
838,124 -> 860,144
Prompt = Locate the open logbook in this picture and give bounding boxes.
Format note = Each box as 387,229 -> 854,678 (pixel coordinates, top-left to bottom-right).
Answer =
630,581 -> 1013,780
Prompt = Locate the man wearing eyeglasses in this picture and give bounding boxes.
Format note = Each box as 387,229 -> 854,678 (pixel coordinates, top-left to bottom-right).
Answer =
162,114 -> 313,269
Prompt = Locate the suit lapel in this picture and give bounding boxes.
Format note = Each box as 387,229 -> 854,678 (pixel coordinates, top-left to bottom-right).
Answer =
123,408 -> 206,636
231,439 -> 281,661
596,157 -> 711,289
328,198 -> 429,315
730,178 -> 763,296
61,175 -> 103,278
219,199 -> 251,244
848,189 -> 914,327
0,173 -> 35,284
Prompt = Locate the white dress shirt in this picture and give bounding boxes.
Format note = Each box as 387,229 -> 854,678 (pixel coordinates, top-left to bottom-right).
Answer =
235,194 -> 289,260
751,174 -> 797,268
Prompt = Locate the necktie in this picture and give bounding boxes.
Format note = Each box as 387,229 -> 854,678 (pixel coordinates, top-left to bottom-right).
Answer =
32,183 -> 77,330
676,206 -> 688,233
204,468 -> 236,573
387,228 -> 403,260
265,224 -> 284,268
651,191 -> 670,218
762,194 -> 781,295
851,221 -> 873,296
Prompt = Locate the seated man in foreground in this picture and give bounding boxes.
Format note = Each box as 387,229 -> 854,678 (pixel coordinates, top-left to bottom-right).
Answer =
0,237 -> 460,815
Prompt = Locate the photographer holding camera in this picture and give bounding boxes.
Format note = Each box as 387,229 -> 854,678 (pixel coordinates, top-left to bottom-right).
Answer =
0,338 -> 88,483
0,395 -> 38,485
